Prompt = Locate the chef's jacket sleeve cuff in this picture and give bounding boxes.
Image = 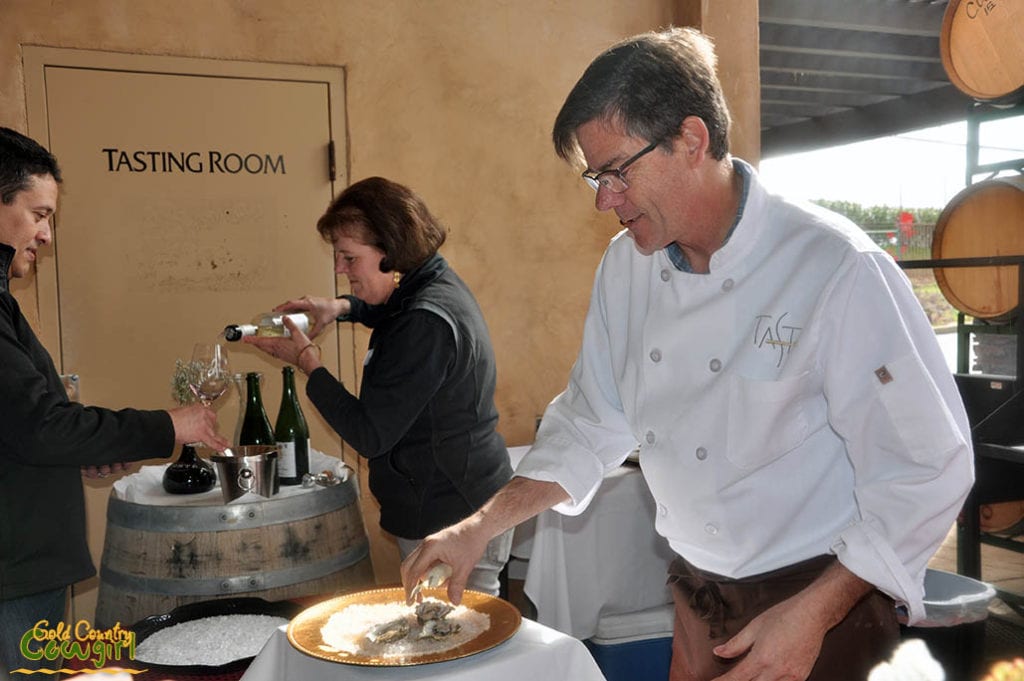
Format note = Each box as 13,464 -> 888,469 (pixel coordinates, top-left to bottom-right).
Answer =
513,439 -> 607,516
833,523 -> 926,623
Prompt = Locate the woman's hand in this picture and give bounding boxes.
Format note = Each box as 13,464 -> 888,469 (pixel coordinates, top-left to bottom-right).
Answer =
243,317 -> 324,376
274,296 -> 350,339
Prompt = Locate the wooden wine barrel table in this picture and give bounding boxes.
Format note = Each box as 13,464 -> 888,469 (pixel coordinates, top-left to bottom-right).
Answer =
94,475 -> 374,629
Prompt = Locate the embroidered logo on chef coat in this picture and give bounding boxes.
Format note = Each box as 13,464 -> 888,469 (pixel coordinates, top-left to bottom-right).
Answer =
753,313 -> 802,368
875,365 -> 893,384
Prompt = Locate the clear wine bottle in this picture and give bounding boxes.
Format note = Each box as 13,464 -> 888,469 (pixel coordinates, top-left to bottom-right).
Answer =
224,312 -> 311,342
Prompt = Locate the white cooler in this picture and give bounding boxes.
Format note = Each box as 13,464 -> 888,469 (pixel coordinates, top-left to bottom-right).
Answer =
583,603 -> 674,681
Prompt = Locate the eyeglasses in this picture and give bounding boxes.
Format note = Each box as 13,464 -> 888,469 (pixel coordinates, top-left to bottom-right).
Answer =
582,140 -> 659,193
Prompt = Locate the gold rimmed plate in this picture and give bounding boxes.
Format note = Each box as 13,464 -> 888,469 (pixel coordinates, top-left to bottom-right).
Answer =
287,587 -> 522,666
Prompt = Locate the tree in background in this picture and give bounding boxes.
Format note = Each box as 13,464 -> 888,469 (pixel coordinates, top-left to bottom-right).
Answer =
810,200 -> 957,327
813,200 -> 942,262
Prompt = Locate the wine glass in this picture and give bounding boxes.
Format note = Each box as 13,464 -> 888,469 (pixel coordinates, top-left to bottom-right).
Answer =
188,343 -> 230,407
185,343 -> 230,451
167,343 -> 229,486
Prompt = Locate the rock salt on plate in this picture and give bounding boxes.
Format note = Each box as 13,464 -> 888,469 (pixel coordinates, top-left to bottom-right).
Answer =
320,601 -> 490,659
134,614 -> 288,666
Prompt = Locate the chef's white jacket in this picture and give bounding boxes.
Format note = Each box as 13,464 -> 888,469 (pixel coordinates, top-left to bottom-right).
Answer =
516,160 -> 974,623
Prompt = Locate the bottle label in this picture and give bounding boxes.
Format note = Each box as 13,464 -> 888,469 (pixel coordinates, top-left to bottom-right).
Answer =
257,313 -> 310,339
278,440 -> 298,478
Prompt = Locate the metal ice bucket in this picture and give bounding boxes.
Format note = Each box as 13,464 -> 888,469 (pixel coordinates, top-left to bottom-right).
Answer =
211,445 -> 279,503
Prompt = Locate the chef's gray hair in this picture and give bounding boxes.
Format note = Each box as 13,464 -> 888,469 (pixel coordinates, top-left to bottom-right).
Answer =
552,27 -> 731,165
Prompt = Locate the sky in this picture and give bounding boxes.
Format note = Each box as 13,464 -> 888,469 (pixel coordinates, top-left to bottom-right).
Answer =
758,115 -> 1024,210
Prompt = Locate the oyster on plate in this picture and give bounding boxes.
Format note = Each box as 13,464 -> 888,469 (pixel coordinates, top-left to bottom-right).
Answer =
418,617 -> 462,641
365,617 -> 411,644
415,598 -> 454,624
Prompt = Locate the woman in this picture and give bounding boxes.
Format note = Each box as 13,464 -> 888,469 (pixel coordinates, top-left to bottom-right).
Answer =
244,177 -> 513,595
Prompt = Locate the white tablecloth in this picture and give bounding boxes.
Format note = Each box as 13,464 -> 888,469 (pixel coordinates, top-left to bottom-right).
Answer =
239,618 -> 607,681
508,446 -> 676,640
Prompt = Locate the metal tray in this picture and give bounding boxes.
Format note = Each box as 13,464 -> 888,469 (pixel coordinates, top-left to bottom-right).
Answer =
129,596 -> 302,674
287,587 -> 521,666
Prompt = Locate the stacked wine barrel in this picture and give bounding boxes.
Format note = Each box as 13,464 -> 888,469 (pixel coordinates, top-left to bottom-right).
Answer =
935,0 -> 1024,536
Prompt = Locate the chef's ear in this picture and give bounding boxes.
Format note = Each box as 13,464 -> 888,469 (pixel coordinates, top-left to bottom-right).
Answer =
678,116 -> 709,160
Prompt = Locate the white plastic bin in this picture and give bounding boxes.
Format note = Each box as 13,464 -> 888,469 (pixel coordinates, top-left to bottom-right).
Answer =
916,568 -> 996,626
900,568 -> 995,681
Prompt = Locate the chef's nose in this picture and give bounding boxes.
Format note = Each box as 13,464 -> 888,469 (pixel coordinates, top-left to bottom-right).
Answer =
595,185 -> 624,212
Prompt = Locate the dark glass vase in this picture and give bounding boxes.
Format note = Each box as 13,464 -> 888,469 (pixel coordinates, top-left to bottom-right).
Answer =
162,444 -> 217,494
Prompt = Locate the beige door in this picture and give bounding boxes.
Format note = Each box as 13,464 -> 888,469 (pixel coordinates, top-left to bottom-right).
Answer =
23,47 -> 361,621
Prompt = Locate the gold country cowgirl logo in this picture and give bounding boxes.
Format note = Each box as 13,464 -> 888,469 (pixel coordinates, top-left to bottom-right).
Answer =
13,619 -> 146,675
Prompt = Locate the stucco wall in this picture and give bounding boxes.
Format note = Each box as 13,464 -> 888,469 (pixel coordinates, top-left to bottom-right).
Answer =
0,1 -> 760,601
2,1 -> 643,442
1,0 -> 759,447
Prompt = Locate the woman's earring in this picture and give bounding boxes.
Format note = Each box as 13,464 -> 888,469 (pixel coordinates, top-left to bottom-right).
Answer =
393,271 -> 402,288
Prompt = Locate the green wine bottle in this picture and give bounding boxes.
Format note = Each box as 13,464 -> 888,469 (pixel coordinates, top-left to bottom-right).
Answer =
239,371 -> 275,446
274,366 -> 310,485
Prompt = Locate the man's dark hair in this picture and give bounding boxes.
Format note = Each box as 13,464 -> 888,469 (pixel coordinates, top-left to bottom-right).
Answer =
0,127 -> 62,205
552,27 -> 731,165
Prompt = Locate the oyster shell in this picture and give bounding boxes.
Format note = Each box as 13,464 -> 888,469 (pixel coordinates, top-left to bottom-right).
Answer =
415,598 -> 455,624
418,617 -> 462,641
365,617 -> 410,644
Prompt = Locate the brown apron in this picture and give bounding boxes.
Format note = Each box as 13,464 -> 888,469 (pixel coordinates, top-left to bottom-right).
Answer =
667,554 -> 899,681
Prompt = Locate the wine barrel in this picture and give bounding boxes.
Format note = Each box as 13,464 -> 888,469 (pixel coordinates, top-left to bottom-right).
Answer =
94,478 -> 374,628
980,500 -> 1024,537
940,0 -> 1024,104
932,175 -> 1024,321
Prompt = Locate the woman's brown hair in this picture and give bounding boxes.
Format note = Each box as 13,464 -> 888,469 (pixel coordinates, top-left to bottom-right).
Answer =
316,177 -> 447,273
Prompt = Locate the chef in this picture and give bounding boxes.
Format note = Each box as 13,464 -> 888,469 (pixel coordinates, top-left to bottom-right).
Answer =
402,27 -> 973,681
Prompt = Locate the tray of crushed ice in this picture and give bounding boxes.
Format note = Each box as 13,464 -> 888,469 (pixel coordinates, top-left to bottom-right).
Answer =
287,587 -> 521,666
130,597 -> 301,673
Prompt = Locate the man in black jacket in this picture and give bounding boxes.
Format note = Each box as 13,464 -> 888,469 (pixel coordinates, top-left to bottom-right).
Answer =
0,127 -> 229,674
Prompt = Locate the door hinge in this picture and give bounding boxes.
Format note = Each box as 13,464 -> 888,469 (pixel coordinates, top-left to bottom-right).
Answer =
328,140 -> 337,183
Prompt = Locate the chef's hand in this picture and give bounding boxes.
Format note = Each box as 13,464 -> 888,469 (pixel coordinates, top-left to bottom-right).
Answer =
401,515 -> 491,606
710,562 -> 872,681
274,296 -> 349,339
82,462 -> 135,479
243,317 -> 323,376
709,593 -> 826,681
168,405 -> 230,451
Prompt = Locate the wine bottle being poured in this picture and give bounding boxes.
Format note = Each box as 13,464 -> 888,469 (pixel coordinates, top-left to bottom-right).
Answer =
224,312 -> 311,342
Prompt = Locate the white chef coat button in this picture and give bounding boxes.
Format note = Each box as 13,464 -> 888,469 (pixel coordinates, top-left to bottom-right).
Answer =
650,348 -> 662,363
657,504 -> 668,516
695,446 -> 708,461
645,431 -> 656,445
704,523 -> 718,535
660,269 -> 671,282
722,278 -> 734,291
709,358 -> 722,372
